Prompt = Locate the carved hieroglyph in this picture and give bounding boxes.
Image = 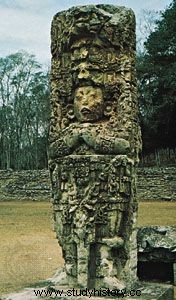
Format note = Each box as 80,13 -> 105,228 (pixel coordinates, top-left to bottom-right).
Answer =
49,5 -> 141,290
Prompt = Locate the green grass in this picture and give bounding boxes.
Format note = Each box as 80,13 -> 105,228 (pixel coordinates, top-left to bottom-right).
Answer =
0,201 -> 176,295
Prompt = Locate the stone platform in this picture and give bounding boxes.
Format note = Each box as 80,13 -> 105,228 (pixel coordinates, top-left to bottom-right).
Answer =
1,282 -> 173,300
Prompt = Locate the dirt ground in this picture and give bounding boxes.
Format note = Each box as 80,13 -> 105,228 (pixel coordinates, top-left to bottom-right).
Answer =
0,201 -> 64,295
137,201 -> 176,226
0,201 -> 176,295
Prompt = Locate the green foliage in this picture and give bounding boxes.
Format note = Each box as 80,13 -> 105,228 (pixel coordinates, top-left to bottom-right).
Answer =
137,0 -> 176,153
0,51 -> 50,170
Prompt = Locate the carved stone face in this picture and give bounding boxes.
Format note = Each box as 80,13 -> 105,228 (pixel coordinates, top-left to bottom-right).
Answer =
74,86 -> 103,122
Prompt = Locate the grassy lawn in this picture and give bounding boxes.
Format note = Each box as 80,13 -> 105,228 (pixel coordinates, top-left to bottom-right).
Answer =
0,201 -> 176,295
0,201 -> 64,295
137,201 -> 176,226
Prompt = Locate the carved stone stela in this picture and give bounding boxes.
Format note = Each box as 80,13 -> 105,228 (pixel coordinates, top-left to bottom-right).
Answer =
49,5 -> 141,290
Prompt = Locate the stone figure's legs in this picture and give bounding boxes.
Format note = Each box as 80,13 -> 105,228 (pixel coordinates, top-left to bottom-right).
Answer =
97,240 -> 125,290
64,242 -> 77,286
77,243 -> 89,287
87,243 -> 97,288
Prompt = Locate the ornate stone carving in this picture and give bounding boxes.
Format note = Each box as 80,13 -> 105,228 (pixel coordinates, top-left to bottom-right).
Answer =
49,4 -> 141,290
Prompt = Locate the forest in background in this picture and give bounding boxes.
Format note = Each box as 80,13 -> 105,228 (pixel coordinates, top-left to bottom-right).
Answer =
0,52 -> 49,169
0,0 -> 176,170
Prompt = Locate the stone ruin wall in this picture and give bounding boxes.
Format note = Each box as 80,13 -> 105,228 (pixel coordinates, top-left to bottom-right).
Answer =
137,167 -> 176,201
0,167 -> 175,202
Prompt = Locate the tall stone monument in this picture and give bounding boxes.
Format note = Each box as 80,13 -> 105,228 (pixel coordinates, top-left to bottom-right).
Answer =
49,5 -> 141,290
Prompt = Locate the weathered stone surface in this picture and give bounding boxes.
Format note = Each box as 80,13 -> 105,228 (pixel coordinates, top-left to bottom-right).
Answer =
174,263 -> 176,285
49,4 -> 141,161
1,282 -> 173,300
0,167 -> 176,202
138,226 -> 176,263
133,282 -> 174,300
137,167 -> 176,201
49,4 -> 141,290
138,226 -> 176,289
0,169 -> 50,201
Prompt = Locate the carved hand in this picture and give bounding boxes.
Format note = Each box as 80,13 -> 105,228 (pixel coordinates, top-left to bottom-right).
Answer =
113,138 -> 130,154
49,125 -> 80,158
81,126 -> 98,148
81,127 -> 130,154
64,128 -> 80,148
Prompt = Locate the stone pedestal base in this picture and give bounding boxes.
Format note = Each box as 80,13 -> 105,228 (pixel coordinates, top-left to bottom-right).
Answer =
1,282 -> 173,300
44,283 -> 173,299
173,263 -> 176,286
134,282 -> 174,300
